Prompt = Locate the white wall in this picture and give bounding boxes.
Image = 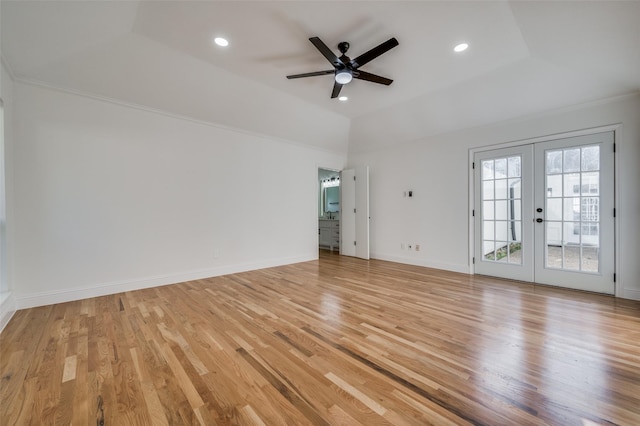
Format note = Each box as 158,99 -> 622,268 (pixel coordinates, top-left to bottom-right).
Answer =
1,59 -> 17,330
12,82 -> 345,308
348,93 -> 640,300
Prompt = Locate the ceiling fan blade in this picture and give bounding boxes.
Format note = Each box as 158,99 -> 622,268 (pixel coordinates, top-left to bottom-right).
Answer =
351,37 -> 399,68
309,37 -> 343,67
353,70 -> 393,85
331,81 -> 343,98
286,70 -> 335,79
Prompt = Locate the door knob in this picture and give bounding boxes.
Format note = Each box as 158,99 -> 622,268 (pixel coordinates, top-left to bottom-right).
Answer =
536,208 -> 543,213
536,218 -> 544,223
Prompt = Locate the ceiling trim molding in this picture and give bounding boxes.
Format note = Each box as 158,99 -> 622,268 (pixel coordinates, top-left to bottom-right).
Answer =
12,76 -> 349,157
1,55 -> 17,81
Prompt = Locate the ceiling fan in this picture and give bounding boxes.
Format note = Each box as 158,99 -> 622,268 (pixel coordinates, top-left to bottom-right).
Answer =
286,36 -> 399,99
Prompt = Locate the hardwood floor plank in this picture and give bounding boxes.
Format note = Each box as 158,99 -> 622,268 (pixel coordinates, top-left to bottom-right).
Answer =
392,389 -> 470,426
325,371 -> 387,416
2,251 -> 640,424
240,404 -> 267,426
61,355 -> 77,383
327,403 -> 363,425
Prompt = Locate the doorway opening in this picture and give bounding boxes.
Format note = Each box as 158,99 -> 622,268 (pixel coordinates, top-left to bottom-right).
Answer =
317,166 -> 371,260
318,168 -> 341,253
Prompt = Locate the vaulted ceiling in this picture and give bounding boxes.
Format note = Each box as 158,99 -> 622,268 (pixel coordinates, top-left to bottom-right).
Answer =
2,1 -> 639,153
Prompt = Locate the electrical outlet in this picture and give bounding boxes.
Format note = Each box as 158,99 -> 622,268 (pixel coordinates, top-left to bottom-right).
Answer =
415,244 -> 420,251
400,243 -> 405,250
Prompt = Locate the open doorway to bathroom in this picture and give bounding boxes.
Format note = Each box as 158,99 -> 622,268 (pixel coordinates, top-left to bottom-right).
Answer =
318,168 -> 340,253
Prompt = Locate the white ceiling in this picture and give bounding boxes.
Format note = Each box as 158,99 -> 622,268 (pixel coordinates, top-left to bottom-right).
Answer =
2,1 -> 639,152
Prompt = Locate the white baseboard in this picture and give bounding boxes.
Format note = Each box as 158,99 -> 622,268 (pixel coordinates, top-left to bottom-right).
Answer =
15,254 -> 317,310
623,288 -> 640,301
370,252 -> 470,274
0,292 -> 16,333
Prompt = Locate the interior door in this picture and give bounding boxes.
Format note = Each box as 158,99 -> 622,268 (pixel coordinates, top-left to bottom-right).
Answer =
341,169 -> 356,257
355,166 -> 370,259
340,167 -> 370,259
474,132 -> 615,294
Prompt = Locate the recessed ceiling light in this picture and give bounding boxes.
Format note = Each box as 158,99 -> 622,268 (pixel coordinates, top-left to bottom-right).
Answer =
338,96 -> 348,102
454,43 -> 469,53
214,37 -> 229,47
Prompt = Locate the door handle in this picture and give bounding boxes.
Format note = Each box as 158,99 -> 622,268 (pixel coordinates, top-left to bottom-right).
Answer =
536,218 -> 544,223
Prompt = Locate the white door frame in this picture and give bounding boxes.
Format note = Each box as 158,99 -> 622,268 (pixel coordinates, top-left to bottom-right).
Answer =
468,125 -> 621,297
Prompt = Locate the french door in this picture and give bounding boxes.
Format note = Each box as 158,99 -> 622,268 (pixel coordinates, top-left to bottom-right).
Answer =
474,132 -> 615,294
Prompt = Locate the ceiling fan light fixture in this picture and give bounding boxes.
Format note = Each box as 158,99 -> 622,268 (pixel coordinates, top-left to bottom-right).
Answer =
335,71 -> 353,85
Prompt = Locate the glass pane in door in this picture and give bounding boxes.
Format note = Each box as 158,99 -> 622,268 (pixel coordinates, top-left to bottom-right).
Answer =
481,155 -> 522,264
544,145 -> 600,272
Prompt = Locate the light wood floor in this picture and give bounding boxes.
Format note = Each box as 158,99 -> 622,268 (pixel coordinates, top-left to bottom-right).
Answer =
2,251 -> 640,425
